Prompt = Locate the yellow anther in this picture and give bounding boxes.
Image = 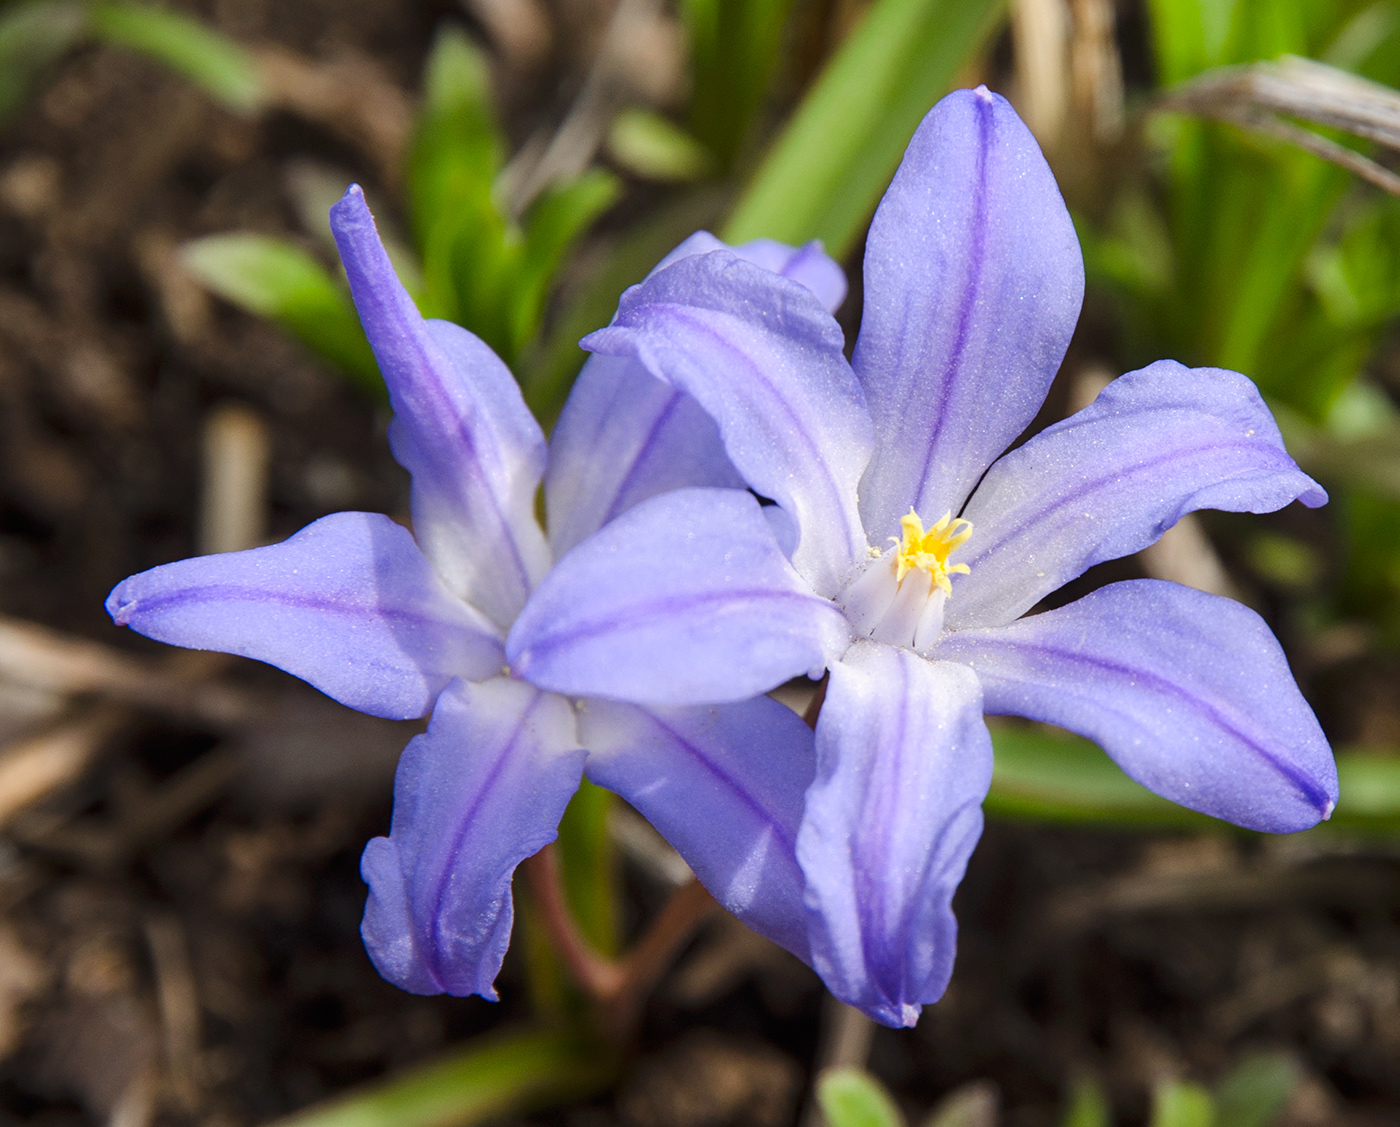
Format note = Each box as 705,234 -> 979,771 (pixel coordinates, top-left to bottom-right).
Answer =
893,509 -> 972,594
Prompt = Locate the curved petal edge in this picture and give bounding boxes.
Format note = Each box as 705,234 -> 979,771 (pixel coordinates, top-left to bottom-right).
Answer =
106,511 -> 503,721
938,579 -> 1337,832
360,677 -> 584,997
509,488 -> 851,706
798,643 -> 992,1027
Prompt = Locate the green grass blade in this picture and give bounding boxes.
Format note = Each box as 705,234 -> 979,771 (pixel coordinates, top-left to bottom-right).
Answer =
269,1027 -> 615,1127
988,723 -> 1400,835
0,0 -> 88,122
986,725 -> 1201,829
1149,1082 -> 1215,1127
1212,1052 -> 1300,1127
181,233 -> 382,396
521,187 -> 727,426
88,0 -> 263,112
409,24 -> 502,245
722,0 -> 1004,257
682,0 -> 795,170
1060,1077 -> 1112,1127
508,169 -> 620,356
816,1068 -> 906,1127
607,108 -> 713,182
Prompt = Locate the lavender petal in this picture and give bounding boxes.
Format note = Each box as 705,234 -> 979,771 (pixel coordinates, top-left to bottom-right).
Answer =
938,579 -> 1338,832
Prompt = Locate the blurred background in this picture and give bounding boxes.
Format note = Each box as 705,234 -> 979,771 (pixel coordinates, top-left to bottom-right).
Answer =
1,0 -> 1400,1124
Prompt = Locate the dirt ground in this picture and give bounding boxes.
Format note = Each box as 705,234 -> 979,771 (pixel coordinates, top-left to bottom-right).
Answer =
0,2 -> 1398,1125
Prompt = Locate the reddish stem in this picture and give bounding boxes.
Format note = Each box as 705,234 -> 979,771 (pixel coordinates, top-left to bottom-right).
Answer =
522,843 -> 717,1038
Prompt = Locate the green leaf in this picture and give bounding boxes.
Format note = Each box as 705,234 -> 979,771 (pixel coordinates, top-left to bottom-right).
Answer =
88,0 -> 264,113
987,722 -> 1400,834
723,0 -> 1005,258
1213,1053 -> 1300,1127
268,1026 -> 615,1127
1332,751 -> 1400,830
681,0 -> 795,170
508,169 -> 621,356
0,0 -> 87,123
180,234 -> 382,396
1061,1077 -> 1112,1127
409,24 -> 502,247
816,1068 -> 906,1127
607,108 -> 713,182
986,724 -> 1203,829
1149,1081 -> 1215,1127
521,187 -> 727,426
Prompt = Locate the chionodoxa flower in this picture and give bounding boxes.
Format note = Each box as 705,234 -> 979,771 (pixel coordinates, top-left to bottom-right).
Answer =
106,183 -> 849,998
505,87 -> 1338,1026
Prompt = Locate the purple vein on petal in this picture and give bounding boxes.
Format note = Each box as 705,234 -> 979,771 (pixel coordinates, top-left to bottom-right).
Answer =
909,96 -> 992,514
658,305 -> 866,564
421,690 -> 544,989
519,588 -> 844,658
111,582 -> 492,635
968,438 -> 1294,558
642,711 -> 800,856
597,387 -> 687,529
979,639 -> 1334,813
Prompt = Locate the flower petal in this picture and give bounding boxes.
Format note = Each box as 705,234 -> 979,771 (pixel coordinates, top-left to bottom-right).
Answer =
545,354 -> 745,558
545,235 -> 848,558
580,696 -> 815,961
798,643 -> 992,1028
508,488 -> 851,705
583,251 -> 873,597
361,677 -> 584,997
853,87 -> 1083,543
331,185 -> 549,629
949,361 -> 1328,629
654,232 -> 848,314
106,512 -> 503,720
937,579 -> 1338,832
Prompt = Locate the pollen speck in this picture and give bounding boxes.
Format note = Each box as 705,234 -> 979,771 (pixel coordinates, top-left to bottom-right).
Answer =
894,509 -> 972,595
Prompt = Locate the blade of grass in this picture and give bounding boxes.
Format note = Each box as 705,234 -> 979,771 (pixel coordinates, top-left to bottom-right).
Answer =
988,723 -> 1400,834
511,168 -> 621,356
1149,1082 -> 1215,1127
269,1026 -> 615,1127
0,0 -> 87,123
1212,1052 -> 1299,1127
520,187 -> 727,426
88,0 -> 264,113
181,233 -> 382,396
682,0 -> 795,170
1060,1077 -> 1112,1127
722,0 -> 1004,257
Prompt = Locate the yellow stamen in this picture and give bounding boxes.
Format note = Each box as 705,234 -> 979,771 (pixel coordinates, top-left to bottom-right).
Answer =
892,509 -> 972,595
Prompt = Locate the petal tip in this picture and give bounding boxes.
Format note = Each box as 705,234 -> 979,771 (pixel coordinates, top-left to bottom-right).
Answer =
331,182 -> 368,222
105,583 -> 135,626
1300,482 -> 1329,509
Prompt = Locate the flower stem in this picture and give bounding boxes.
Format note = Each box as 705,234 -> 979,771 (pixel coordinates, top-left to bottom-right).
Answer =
521,843 -> 718,1038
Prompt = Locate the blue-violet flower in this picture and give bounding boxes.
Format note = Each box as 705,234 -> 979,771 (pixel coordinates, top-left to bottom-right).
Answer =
105,185 -> 847,999
504,87 -> 1340,1027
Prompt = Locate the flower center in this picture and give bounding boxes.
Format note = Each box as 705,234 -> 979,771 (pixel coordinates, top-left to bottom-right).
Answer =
839,509 -> 973,655
893,509 -> 972,594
